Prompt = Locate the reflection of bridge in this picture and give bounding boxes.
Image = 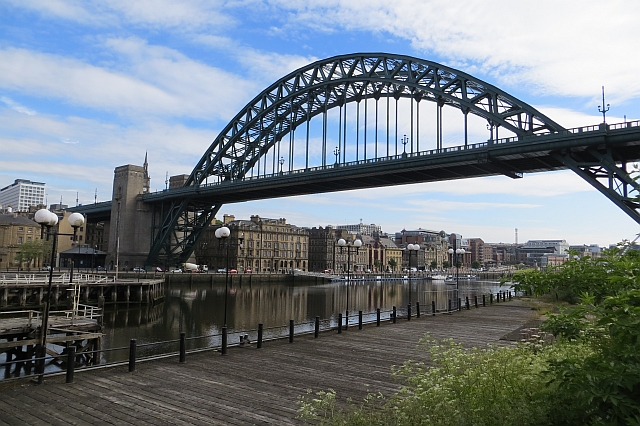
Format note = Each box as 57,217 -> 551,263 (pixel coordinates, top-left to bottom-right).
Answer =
72,53 -> 640,268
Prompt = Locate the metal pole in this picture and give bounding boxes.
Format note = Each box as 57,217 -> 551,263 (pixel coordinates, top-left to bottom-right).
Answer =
38,228 -> 58,383
222,238 -> 229,355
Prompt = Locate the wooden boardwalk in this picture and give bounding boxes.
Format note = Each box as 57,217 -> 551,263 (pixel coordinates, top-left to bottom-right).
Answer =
0,300 -> 539,425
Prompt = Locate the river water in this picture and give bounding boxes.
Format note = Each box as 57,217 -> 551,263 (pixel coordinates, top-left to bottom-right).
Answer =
101,277 -> 508,361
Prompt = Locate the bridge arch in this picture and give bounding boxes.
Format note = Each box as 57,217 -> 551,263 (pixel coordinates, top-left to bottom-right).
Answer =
187,53 -> 564,187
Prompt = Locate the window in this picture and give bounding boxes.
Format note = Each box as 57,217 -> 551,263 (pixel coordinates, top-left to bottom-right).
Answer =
18,227 -> 23,232
17,237 -> 23,244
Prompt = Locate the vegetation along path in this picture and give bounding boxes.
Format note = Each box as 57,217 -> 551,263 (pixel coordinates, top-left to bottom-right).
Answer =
0,299 -> 539,425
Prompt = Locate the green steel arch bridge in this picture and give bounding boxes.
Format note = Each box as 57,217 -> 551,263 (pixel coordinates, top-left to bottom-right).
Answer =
73,53 -> 640,267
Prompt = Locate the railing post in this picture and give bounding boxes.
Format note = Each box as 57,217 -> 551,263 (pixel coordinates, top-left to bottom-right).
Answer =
376,308 -> 380,326
358,311 -> 363,330
432,300 -> 436,316
490,293 -> 493,304
314,316 -> 320,338
345,310 -> 349,330
496,292 -> 500,303
66,346 -> 75,384
179,332 -> 186,363
407,303 -> 411,321
466,296 -> 470,310
289,319 -> 294,343
416,302 -> 420,318
128,339 -> 136,372
36,344 -> 45,384
483,294 -> 486,307
448,299 -> 451,313
338,313 -> 342,334
509,291 -> 512,301
257,323 -> 263,348
392,306 -> 397,323
474,295 -> 478,308
221,326 -> 228,355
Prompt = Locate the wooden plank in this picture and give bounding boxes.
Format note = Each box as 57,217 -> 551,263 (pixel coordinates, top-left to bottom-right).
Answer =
0,299 -> 537,425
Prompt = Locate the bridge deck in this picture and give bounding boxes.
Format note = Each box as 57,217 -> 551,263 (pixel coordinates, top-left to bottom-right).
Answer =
0,299 -> 540,425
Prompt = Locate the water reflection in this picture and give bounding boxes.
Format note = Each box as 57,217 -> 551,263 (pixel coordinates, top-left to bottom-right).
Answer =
102,278 -> 507,353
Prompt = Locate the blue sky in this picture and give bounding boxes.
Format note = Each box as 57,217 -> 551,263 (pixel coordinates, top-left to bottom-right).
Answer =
1,0 -> 639,246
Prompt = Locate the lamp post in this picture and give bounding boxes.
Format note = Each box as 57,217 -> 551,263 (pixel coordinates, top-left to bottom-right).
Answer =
337,238 -> 362,329
279,156 -> 285,174
401,134 -> 409,156
215,226 -> 231,355
334,147 -> 340,165
447,235 -> 465,307
34,208 -> 84,383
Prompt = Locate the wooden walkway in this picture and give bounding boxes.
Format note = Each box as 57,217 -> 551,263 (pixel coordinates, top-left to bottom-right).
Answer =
0,300 -> 539,425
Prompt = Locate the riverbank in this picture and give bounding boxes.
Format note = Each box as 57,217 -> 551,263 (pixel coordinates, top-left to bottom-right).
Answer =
0,298 -> 539,425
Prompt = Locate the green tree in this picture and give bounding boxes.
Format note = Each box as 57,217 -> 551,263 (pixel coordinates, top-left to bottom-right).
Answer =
430,260 -> 437,270
15,240 -> 45,270
387,258 -> 397,271
442,260 -> 450,269
471,260 -> 481,269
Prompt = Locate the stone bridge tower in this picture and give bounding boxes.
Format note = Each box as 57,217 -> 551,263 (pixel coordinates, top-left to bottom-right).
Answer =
106,153 -> 152,271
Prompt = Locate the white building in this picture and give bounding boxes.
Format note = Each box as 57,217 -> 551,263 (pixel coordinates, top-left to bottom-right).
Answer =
336,222 -> 382,236
522,239 -> 570,255
0,179 -> 46,212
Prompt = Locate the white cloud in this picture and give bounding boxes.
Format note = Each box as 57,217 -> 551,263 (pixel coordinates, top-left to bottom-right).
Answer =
269,0 -> 640,105
1,96 -> 37,115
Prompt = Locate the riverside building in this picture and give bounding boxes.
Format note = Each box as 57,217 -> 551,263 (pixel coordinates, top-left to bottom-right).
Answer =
0,179 -> 46,213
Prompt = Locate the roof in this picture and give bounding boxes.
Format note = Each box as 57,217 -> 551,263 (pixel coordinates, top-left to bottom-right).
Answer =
0,214 -> 39,226
59,247 -> 107,255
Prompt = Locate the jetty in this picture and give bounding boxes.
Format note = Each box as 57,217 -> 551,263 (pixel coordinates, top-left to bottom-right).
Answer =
0,299 -> 539,425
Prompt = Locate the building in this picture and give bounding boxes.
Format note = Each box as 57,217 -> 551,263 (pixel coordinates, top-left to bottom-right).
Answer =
466,238 -> 485,266
0,179 -> 46,212
0,214 -> 43,270
335,222 -> 382,237
395,228 -> 449,269
569,244 -> 602,259
333,230 -> 367,273
196,214 -> 309,273
308,226 -> 337,272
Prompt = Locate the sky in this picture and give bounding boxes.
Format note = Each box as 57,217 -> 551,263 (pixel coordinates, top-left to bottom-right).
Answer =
1,0 -> 639,247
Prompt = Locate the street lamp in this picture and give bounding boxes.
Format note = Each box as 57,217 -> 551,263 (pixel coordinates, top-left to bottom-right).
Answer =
337,238 -> 362,329
334,147 -> 340,165
401,134 -> 409,156
279,156 -> 285,174
447,235 -> 465,308
215,226 -> 231,355
34,208 -> 84,383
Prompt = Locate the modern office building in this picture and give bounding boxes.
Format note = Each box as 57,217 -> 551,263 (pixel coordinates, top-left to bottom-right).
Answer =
335,222 -> 382,237
0,179 -> 46,212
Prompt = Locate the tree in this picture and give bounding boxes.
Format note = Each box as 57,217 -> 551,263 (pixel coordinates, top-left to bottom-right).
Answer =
15,240 -> 45,270
471,260 -> 481,269
387,258 -> 397,271
430,260 -> 437,270
373,259 -> 382,271
442,261 -> 450,269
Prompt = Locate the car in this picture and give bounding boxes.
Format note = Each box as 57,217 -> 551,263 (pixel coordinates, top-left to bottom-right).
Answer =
244,269 -> 252,274
41,266 -> 51,271
155,267 -> 165,272
217,268 -> 226,273
97,266 -> 107,271
133,267 -> 144,272
169,268 -> 182,273
229,269 -> 238,274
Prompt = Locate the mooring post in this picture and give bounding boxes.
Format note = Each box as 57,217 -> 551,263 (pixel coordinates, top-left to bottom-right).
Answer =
358,311 -> 363,330
458,298 -> 461,311
338,313 -> 342,334
474,295 -> 478,308
407,303 -> 411,321
179,332 -> 186,363
416,302 -> 420,318
432,300 -> 436,316
376,308 -> 380,326
314,316 -> 320,338
128,339 -> 136,373
221,326 -> 228,355
289,320 -> 294,343
392,306 -> 397,323
483,294 -> 486,307
509,291 -> 512,301
66,346 -> 75,383
257,323 -> 263,348
490,293 -> 493,304
448,299 -> 451,313
466,296 -> 470,310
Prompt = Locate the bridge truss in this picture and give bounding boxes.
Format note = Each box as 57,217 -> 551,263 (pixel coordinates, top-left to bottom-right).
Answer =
146,53 -> 638,267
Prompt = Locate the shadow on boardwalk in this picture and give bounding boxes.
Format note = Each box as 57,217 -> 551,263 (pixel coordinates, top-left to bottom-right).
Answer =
0,300 -> 539,425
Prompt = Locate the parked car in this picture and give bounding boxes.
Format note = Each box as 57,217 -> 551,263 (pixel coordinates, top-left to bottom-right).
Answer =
41,266 -> 51,271
133,267 -> 144,272
217,268 -> 226,273
229,269 -> 238,274
169,268 -> 182,273
97,266 -> 107,271
244,269 -> 252,274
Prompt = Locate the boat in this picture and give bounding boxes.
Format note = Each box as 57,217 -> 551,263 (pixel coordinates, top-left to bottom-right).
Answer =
428,274 -> 447,280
